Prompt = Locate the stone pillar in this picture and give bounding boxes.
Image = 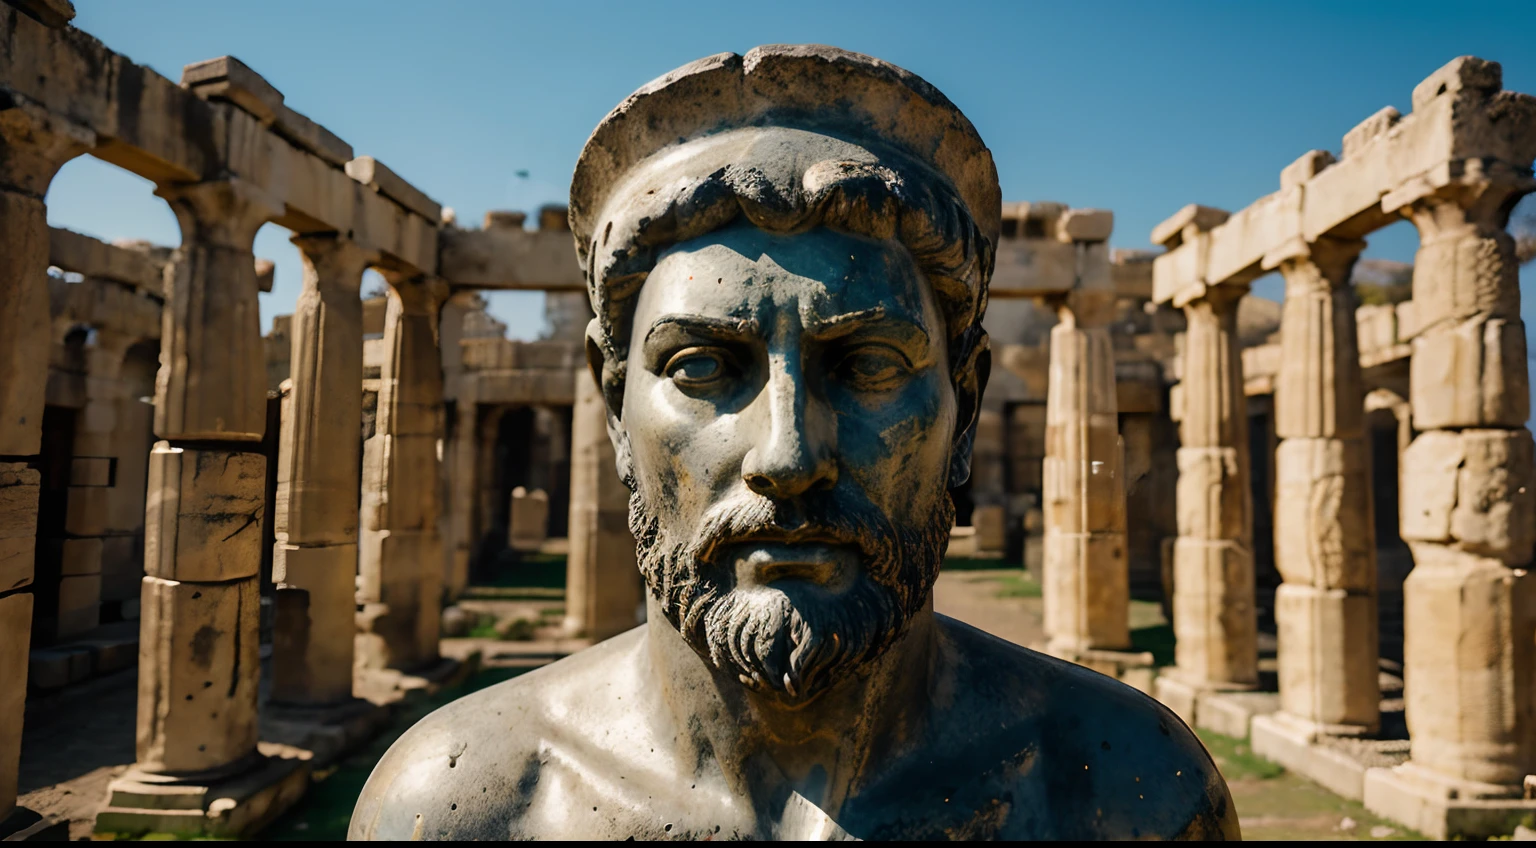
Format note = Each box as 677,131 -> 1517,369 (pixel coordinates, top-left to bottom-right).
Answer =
563,370 -> 642,641
1041,236 -> 1134,660
270,235 -> 371,708
357,276 -> 447,675
1270,236 -> 1379,735
0,101 -> 90,838
1393,184 -> 1536,790
57,331 -> 138,638
1169,285 -> 1258,689
100,179 -> 308,836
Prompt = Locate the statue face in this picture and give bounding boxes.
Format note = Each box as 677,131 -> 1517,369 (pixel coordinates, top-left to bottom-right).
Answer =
619,222 -> 958,702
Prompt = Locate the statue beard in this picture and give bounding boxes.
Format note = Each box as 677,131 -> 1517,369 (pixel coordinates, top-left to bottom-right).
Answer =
629,482 -> 953,704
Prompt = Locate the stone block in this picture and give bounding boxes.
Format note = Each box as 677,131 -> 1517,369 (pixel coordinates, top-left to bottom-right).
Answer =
971,505 -> 1006,554
1342,106 -> 1402,159
1174,447 -> 1247,541
57,572 -> 102,636
508,488 -> 550,553
1410,317 -> 1529,430
59,536 -> 103,576
1197,690 -> 1280,740
1411,56 -> 1501,113
1280,149 -> 1336,191
79,635 -> 138,674
271,543 -> 359,707
97,753 -> 309,839
1274,583 -> 1380,731
1056,208 -> 1113,243
181,56 -> 284,125
28,645 -> 91,690
0,593 -> 31,812
1401,429 -> 1536,564
1251,712 -> 1371,801
360,434 -> 438,533
1365,762 -> 1536,841
136,575 -> 261,774
1401,546 -> 1536,786
9,0 -> 76,28
1273,436 -> 1376,590
345,156 -> 442,224
272,104 -> 353,167
68,454 -> 114,487
1042,530 -> 1131,652
1171,538 -> 1257,685
144,443 -> 266,582
1151,204 -> 1229,249
0,464 -> 39,591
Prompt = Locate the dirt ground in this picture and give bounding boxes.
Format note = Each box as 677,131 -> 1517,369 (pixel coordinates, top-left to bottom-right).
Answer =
17,557 -> 1424,840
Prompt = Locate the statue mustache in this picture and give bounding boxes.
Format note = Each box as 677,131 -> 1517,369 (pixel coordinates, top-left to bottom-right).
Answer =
688,489 -> 894,578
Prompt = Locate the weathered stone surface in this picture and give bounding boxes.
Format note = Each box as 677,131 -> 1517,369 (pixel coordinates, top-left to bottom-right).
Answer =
1399,429 -> 1536,565
1055,208 -> 1112,243
49,226 -> 167,293
181,55 -> 284,125
136,575 -> 261,774
1275,583 -> 1380,732
1402,544 -> 1536,786
438,226 -> 584,291
1171,538 -> 1257,686
144,443 -> 266,582
271,543 -> 358,706
1409,316 -> 1530,430
508,487 -> 549,553
0,592 -> 32,816
563,373 -> 641,641
345,157 -> 442,224
1175,447 -> 1247,541
971,505 -> 1006,554
1273,436 -> 1376,591
1043,531 -> 1130,653
0,464 -> 40,592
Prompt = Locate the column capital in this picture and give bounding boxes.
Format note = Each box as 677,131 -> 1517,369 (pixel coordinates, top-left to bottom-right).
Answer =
291,233 -> 377,296
0,101 -> 94,196
1181,281 -> 1248,315
156,178 -> 281,250
1276,236 -> 1367,293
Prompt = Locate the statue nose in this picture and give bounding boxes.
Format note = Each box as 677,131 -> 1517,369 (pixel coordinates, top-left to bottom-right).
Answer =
741,355 -> 837,499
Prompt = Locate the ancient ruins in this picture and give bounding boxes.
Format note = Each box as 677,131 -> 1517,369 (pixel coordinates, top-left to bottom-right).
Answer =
2,0 -> 1535,840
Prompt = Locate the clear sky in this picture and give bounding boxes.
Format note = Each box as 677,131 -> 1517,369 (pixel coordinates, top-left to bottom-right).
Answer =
44,0 -> 1536,342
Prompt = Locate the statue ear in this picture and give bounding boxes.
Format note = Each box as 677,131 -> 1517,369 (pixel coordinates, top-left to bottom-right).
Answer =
948,340 -> 990,489
586,323 -> 637,489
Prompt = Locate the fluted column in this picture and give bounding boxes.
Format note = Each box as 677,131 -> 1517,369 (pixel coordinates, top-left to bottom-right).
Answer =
1271,235 -> 1379,734
1170,285 -> 1257,687
357,276 -> 447,673
0,99 -> 90,837
1041,238 -> 1131,656
563,370 -> 642,640
1395,184 -> 1536,788
270,235 -> 372,706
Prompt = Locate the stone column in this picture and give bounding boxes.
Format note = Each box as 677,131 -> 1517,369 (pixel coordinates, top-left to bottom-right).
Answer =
57,331 -> 138,638
563,370 -> 642,641
270,235 -> 371,708
357,276 -> 447,676
1041,238 -> 1134,660
1169,285 -> 1258,689
1269,236 -> 1379,735
100,178 -> 309,834
0,102 -> 90,838
1393,183 -> 1536,791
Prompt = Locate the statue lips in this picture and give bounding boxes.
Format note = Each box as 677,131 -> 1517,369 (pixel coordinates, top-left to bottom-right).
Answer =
720,526 -> 862,592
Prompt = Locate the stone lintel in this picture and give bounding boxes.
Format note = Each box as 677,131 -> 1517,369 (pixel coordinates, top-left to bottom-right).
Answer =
1280,149 -> 1337,191
0,12 -> 437,273
272,104 -> 353,168
49,227 -> 165,294
484,210 -> 528,230
345,156 -> 443,225
1055,208 -> 1113,243
180,56 -> 284,126
989,238 -> 1077,298
5,0 -> 74,28
438,226 -> 584,291
1151,204 -> 1230,249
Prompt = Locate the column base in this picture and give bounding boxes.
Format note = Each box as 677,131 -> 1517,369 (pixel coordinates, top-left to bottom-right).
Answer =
0,807 -> 68,841
1250,712 -> 1406,802
1152,675 -> 1270,739
356,654 -> 474,706
1364,761 -> 1536,840
93,753 -> 309,839
1040,644 -> 1156,694
260,698 -> 391,769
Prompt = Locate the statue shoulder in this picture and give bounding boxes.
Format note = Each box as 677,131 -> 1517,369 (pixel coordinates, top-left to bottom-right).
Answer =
347,628 -> 648,841
936,617 -> 1242,840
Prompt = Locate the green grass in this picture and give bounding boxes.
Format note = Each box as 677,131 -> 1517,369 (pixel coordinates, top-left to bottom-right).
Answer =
992,571 -> 1043,598
1196,729 -> 1285,780
264,667 -> 530,842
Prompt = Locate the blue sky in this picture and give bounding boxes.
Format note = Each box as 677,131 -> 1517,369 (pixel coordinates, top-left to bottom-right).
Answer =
44,0 -> 1536,340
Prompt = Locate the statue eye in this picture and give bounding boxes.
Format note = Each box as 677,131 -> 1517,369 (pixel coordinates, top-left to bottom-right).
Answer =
836,345 -> 908,390
663,347 -> 733,389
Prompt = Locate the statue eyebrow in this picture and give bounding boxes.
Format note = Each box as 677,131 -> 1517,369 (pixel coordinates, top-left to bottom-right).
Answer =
804,305 -> 930,348
643,314 -> 759,345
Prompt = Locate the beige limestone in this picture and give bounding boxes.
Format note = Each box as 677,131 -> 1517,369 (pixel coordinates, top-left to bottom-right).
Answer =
1270,236 -> 1379,734
564,372 -> 642,641
0,593 -> 33,819
508,487 -> 550,552
970,505 -> 1006,555
358,278 -> 447,673
135,575 -> 261,774
1169,281 -> 1257,688
269,234 -> 373,706
143,443 -> 266,583
0,464 -> 40,594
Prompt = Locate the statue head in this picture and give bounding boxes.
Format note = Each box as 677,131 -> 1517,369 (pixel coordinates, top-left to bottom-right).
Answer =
570,46 -> 1000,703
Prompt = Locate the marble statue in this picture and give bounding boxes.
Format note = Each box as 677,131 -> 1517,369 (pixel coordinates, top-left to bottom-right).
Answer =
349,45 -> 1239,840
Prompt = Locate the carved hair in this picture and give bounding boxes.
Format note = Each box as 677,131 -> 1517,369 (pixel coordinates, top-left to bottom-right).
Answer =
584,152 -> 995,408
